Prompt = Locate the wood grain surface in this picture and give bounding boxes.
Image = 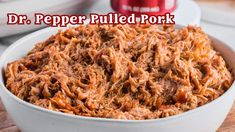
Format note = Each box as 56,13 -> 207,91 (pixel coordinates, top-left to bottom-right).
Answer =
0,98 -> 234,132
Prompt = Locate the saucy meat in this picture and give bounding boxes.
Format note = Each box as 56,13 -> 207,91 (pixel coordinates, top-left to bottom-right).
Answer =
5,24 -> 233,120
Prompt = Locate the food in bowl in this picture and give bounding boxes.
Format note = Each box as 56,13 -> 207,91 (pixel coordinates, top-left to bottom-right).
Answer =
5,24 -> 233,120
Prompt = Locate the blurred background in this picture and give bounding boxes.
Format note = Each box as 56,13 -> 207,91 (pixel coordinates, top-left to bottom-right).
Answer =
0,0 -> 235,131
0,0 -> 234,54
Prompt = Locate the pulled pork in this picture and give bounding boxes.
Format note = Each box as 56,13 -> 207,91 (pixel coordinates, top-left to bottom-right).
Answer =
5,24 -> 233,120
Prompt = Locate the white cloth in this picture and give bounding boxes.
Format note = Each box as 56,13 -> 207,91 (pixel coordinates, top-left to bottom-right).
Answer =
201,21 -> 235,50
0,43 -> 7,56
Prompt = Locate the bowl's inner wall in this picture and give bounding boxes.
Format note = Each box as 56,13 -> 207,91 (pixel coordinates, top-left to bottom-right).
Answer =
211,38 -> 235,76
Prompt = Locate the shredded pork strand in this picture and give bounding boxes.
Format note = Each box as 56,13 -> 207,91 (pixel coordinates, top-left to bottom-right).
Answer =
5,24 -> 233,120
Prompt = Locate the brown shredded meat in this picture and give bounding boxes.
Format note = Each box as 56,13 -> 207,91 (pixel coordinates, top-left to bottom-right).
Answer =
5,24 -> 233,120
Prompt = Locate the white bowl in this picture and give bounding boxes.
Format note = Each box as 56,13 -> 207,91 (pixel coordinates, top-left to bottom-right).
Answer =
0,23 -> 235,132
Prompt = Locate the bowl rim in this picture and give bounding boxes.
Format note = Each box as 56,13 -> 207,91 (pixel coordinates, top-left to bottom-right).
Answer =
0,24 -> 235,124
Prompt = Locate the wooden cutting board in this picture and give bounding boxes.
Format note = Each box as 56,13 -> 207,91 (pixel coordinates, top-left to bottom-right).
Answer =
0,98 -> 234,132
